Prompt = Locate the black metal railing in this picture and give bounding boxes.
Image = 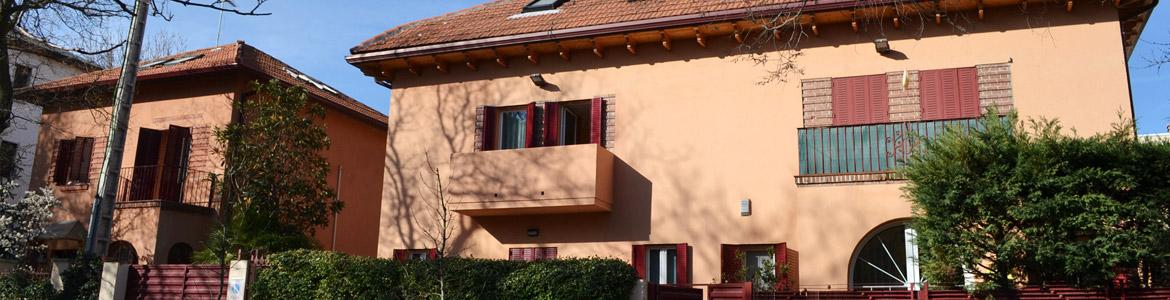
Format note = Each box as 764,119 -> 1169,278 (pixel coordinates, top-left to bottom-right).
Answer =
116,165 -> 220,211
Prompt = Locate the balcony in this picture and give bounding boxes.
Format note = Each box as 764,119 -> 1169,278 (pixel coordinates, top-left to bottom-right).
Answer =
448,144 -> 614,216
114,165 -> 221,213
796,118 -> 981,185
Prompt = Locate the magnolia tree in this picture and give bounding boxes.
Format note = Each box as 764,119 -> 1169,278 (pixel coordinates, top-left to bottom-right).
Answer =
0,180 -> 60,261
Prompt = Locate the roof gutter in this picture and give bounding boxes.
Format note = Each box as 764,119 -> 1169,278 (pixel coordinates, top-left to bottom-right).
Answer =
346,0 -> 909,64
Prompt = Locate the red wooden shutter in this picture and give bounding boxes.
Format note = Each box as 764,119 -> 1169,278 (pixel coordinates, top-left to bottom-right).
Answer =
427,248 -> 438,260
919,69 -> 943,120
831,77 -> 852,125
508,248 -> 522,261
957,67 -> 980,118
676,243 -> 690,284
940,68 -> 959,119
632,245 -> 647,279
524,102 -> 537,148
392,249 -> 407,262
866,75 -> 890,123
589,97 -> 603,144
832,75 -> 888,125
774,243 -> 788,291
720,244 -> 740,282
481,106 -> 497,151
543,102 -> 560,147
53,139 -> 75,185
75,137 -> 94,183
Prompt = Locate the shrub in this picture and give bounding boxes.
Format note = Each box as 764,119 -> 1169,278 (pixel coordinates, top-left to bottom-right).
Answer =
55,254 -> 102,300
252,249 -> 401,300
252,250 -> 637,300
0,269 -> 55,300
500,258 -> 638,300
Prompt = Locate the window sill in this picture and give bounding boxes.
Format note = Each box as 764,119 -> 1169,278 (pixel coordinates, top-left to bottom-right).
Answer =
56,184 -> 90,192
794,172 -> 904,185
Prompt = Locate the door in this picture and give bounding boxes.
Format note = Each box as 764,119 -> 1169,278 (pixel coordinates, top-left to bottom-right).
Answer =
158,125 -> 191,202
129,129 -> 164,201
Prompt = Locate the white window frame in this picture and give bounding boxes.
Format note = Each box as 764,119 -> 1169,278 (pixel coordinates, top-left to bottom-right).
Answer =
646,246 -> 678,285
496,107 -> 527,150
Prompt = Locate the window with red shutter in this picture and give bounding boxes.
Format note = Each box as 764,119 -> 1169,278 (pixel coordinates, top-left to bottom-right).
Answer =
53,137 -> 94,185
637,244 -> 688,285
920,67 -> 980,120
832,74 -> 889,126
394,248 -> 435,261
507,247 -> 557,261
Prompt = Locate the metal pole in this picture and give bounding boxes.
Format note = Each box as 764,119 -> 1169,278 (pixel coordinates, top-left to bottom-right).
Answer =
84,0 -> 150,256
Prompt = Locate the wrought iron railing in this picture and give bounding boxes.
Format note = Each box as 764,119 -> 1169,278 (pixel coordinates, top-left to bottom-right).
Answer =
797,118 -> 982,177
115,165 -> 220,211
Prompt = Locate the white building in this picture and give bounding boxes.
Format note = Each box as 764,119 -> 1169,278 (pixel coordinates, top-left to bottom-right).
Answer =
4,30 -> 98,198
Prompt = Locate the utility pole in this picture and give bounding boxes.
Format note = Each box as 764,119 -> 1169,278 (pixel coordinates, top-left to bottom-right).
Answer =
84,0 -> 150,257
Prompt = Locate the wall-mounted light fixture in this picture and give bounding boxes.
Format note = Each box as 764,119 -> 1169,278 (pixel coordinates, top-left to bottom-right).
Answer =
874,38 -> 892,54
527,228 -> 540,237
740,199 -> 752,216
530,73 -> 549,87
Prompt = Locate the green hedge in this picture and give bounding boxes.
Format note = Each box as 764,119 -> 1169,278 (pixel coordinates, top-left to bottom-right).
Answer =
252,250 -> 637,300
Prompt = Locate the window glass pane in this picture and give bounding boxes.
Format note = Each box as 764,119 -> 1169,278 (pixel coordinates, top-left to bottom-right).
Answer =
851,224 -> 911,288
647,248 -> 678,284
745,250 -> 774,285
561,109 -> 578,145
499,110 -> 527,149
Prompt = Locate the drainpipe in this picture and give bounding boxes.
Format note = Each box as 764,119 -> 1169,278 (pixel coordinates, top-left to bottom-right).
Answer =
331,165 -> 342,251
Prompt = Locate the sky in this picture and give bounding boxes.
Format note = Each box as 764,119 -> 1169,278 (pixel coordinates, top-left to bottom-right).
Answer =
142,0 -> 1170,134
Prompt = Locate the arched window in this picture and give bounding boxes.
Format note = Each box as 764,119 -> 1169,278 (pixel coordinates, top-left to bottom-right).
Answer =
849,221 -> 921,290
166,243 -> 193,264
107,241 -> 138,265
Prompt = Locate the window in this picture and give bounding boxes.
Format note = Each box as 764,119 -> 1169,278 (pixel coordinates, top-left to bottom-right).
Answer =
12,64 -> 31,88
522,0 -> 568,13
632,244 -> 689,285
920,67 -> 980,120
647,247 -> 678,284
720,243 -> 798,291
107,241 -> 138,264
53,137 -> 95,186
393,248 -> 436,261
850,222 -> 921,289
166,243 -> 193,264
477,98 -> 606,151
508,247 -> 557,261
0,141 -> 17,179
831,74 -> 889,126
497,107 -> 528,150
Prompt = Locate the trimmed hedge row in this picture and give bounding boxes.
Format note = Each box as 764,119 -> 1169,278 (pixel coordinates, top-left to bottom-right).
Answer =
252,250 -> 637,300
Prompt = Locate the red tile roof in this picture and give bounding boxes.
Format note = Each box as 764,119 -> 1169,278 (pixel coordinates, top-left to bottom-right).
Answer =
35,41 -> 387,127
351,0 -> 795,54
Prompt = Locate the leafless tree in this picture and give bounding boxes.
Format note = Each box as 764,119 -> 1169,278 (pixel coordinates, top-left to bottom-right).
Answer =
416,151 -> 456,300
0,0 -> 271,136
86,29 -> 188,68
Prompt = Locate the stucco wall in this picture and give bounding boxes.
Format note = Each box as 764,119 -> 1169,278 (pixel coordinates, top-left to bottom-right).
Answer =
378,6 -> 1132,287
312,105 -> 388,257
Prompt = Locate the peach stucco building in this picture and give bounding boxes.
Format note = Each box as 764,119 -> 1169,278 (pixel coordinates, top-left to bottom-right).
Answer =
28,41 -> 387,264
348,0 -> 1150,291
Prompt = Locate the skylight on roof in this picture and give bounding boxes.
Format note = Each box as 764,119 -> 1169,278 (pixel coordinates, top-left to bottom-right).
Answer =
141,54 -> 205,68
522,0 -> 568,13
283,68 -> 340,95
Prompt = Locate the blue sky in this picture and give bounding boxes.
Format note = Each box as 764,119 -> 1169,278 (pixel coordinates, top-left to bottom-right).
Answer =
147,0 -> 1169,134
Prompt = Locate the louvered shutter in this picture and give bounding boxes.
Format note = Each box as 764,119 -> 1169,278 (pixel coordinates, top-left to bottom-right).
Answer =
676,243 -> 690,284
957,67 -> 980,118
392,249 -> 407,262
524,102 -> 537,148
720,244 -> 740,282
589,97 -> 603,144
74,137 -> 94,183
919,69 -> 943,120
480,106 -> 497,151
542,247 -> 557,260
774,243 -> 789,291
940,68 -> 960,119
508,248 -> 522,261
53,140 -> 75,185
632,245 -> 647,279
543,102 -> 560,147
427,249 -> 438,260
866,75 -> 890,123
831,77 -> 852,125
